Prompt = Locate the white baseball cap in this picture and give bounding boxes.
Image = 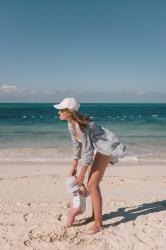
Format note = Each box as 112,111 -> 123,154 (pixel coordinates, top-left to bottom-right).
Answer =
66,176 -> 79,193
53,97 -> 80,111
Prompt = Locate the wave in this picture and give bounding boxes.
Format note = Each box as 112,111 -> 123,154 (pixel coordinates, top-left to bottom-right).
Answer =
0,148 -> 166,163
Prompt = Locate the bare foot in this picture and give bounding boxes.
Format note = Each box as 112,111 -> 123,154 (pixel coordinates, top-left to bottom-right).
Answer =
63,223 -> 73,228
88,224 -> 104,234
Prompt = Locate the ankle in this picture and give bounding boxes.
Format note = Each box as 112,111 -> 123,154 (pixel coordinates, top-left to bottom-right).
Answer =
94,222 -> 102,228
64,223 -> 72,228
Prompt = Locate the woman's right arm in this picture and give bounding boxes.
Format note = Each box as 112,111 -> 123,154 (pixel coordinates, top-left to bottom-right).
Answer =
68,123 -> 82,176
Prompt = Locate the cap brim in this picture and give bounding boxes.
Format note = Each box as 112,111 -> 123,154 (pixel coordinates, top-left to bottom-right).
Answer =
53,104 -> 62,109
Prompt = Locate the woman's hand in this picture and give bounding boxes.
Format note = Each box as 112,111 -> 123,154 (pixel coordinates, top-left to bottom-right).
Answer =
75,174 -> 84,186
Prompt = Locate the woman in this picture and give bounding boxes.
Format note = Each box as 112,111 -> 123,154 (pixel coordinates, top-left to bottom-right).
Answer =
53,97 -> 126,234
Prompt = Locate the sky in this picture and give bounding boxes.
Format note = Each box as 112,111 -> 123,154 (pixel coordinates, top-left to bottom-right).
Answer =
0,0 -> 166,102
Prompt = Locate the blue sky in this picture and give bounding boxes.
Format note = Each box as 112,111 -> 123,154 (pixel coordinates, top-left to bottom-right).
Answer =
0,0 -> 166,102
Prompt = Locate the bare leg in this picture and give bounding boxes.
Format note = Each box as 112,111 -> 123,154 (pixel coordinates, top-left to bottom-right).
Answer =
86,150 -> 97,222
87,151 -> 112,233
65,208 -> 81,228
86,166 -> 95,222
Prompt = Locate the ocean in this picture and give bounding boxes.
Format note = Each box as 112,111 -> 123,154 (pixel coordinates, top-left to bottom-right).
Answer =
0,103 -> 166,162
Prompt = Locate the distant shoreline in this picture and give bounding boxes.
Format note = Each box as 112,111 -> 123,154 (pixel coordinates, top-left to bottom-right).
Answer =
0,147 -> 166,164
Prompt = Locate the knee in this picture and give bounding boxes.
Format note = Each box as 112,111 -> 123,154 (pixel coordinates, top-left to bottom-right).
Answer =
87,181 -> 98,193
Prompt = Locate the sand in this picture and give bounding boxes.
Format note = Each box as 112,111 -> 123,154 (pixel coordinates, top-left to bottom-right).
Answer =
0,161 -> 166,250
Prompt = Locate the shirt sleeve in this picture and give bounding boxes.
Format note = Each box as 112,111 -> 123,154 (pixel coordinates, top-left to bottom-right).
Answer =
68,123 -> 82,160
81,129 -> 94,166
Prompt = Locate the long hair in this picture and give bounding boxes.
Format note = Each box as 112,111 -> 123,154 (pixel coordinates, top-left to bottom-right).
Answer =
65,109 -> 92,131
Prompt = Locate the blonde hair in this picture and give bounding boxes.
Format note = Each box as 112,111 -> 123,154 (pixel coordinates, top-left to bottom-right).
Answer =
65,109 -> 92,131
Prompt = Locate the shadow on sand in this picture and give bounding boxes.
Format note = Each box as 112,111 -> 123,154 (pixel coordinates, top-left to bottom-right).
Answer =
77,200 -> 166,227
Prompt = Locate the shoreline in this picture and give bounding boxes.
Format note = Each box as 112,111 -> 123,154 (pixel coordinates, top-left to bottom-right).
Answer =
1,147 -> 166,164
0,159 -> 166,168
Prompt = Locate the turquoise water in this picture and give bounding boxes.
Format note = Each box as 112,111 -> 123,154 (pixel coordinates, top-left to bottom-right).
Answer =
0,103 -> 166,160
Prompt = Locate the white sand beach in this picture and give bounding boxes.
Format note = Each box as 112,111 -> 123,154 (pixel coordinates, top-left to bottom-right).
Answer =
0,160 -> 166,250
